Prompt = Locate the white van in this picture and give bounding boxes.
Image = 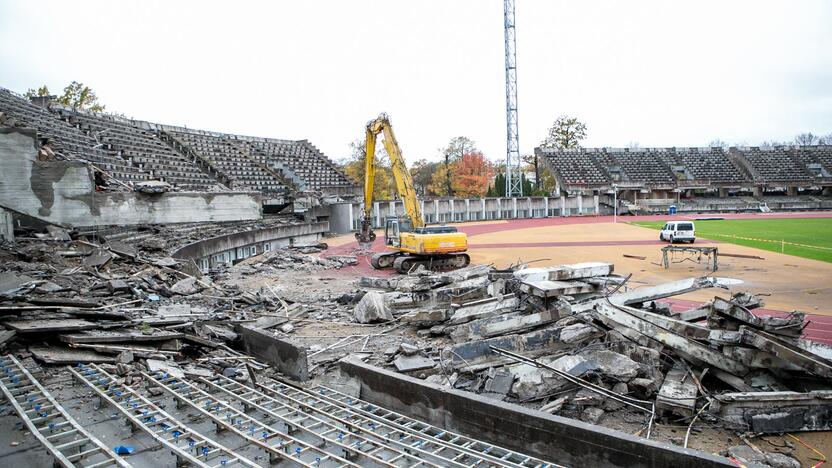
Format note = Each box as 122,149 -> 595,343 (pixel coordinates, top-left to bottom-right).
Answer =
659,221 -> 695,243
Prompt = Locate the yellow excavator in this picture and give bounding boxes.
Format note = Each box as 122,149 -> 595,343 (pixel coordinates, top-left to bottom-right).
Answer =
355,114 -> 470,273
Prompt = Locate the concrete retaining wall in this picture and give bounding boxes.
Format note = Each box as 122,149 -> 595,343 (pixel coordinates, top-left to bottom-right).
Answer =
0,128 -> 263,227
339,357 -> 732,468
171,221 -> 329,269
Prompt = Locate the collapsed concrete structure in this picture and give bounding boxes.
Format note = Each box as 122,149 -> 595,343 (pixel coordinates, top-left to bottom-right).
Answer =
2,85 -> 830,467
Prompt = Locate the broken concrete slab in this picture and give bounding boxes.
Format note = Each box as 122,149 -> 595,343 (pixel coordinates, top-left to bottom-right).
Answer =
447,326 -> 568,371
147,358 -> 186,379
656,363 -> 697,417
353,291 -> 393,323
579,350 -> 640,382
60,330 -> 184,344
724,446 -> 799,468
400,308 -> 449,326
593,302 -> 749,375
559,322 -> 603,344
519,280 -> 596,298
83,248 -> 113,268
514,262 -> 614,282
4,319 -> 100,333
393,354 -> 435,372
713,390 -> 832,433
170,277 -> 202,295
740,326 -> 832,378
158,304 -> 192,317
29,345 -> 115,364
448,294 -> 518,326
510,354 -> 592,400
481,309 -> 563,338
610,276 -> 725,307
237,325 -> 308,381
108,240 -> 138,259
0,271 -> 34,295
711,297 -> 804,337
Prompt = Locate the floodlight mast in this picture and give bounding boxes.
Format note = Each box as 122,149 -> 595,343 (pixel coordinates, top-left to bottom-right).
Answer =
504,0 -> 522,197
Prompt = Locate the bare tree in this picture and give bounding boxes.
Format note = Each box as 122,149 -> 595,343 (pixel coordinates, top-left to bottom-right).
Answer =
794,132 -> 819,146
819,133 -> 832,145
708,139 -> 729,149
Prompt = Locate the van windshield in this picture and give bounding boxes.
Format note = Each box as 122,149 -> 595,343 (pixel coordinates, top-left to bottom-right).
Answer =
677,223 -> 693,231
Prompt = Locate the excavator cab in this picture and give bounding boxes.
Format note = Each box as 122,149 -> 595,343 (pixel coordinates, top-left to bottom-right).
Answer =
384,218 -> 412,248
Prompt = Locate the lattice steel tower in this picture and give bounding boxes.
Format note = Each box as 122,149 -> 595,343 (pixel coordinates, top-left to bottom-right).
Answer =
503,0 -> 522,197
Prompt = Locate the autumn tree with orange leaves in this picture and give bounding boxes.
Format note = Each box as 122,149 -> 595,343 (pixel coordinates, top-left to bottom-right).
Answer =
449,151 -> 494,198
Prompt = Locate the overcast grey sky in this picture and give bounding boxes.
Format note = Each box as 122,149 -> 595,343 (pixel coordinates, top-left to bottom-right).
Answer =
1,0 -> 830,163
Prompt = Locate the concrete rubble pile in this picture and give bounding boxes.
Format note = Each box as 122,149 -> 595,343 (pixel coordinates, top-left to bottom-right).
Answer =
357,261 -> 832,436
0,228 -> 354,387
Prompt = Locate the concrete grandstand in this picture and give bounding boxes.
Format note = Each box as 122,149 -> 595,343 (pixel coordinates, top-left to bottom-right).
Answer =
0,87 -> 355,197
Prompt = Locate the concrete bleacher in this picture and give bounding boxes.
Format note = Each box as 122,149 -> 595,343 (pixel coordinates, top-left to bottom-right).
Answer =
248,138 -> 353,191
538,147 -> 610,187
603,148 -> 677,186
0,88 -> 149,185
57,108 -> 220,191
166,130 -> 290,194
734,147 -> 813,184
538,144 -> 832,194
658,147 -> 747,185
1,86 -> 355,196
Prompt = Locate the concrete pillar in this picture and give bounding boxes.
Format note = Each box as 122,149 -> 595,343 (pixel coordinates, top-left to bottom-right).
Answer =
374,202 -> 381,227
718,188 -> 728,198
496,199 -> 502,219
753,186 -> 764,197
577,196 -> 583,214
449,199 -> 455,222
482,199 -> 486,220
787,186 -> 798,196
560,196 -> 566,216
0,208 -> 13,242
513,198 -> 518,218
348,203 -> 354,230
420,200 -> 426,223
465,199 -> 470,221
594,195 -> 599,215
544,197 -> 549,217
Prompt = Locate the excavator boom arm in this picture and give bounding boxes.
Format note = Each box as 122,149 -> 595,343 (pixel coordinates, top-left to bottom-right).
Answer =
356,114 -> 424,246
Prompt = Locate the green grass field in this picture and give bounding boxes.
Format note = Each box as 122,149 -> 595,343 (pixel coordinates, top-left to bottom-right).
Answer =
630,218 -> 832,263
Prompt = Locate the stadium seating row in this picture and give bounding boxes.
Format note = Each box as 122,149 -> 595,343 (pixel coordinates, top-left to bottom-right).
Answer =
538,145 -> 832,190
0,87 -> 353,193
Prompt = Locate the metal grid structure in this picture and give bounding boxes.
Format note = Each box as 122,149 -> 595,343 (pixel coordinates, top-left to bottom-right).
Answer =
0,355 -> 131,468
69,363 -> 258,467
504,0 -> 523,197
254,377 -> 558,468
144,371 -> 358,467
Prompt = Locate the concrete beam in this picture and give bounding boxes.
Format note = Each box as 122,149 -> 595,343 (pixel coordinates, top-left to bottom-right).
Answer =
339,357 -> 733,468
713,390 -> 832,433
236,325 -> 308,381
593,302 -> 748,375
